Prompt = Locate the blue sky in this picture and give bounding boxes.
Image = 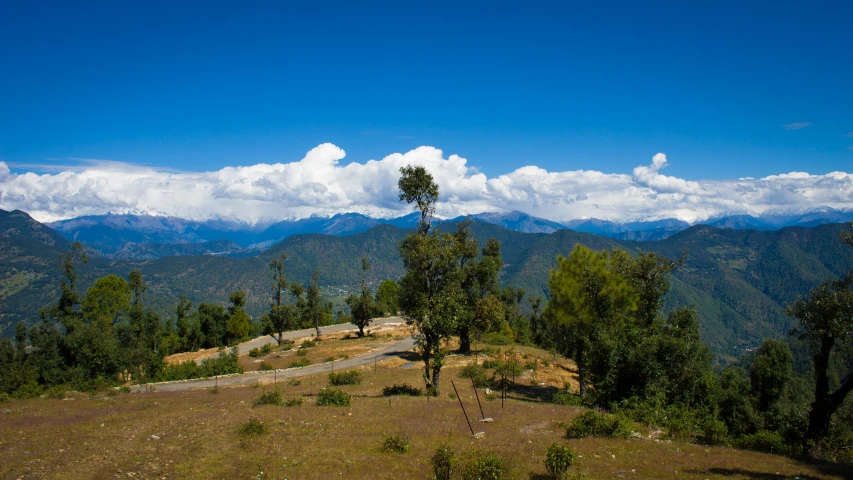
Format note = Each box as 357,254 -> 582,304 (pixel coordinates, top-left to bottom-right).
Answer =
1,1 -> 852,224
1,0 -> 851,180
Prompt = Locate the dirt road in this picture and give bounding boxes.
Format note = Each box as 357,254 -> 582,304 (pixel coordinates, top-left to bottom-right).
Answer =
132,320 -> 416,393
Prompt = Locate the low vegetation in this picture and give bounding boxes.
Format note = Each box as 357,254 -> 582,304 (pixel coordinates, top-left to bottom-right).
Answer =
328,370 -> 362,386
316,387 -> 351,406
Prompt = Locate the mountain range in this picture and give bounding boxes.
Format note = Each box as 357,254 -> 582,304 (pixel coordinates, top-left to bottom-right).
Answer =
46,208 -> 853,260
4,207 -> 853,361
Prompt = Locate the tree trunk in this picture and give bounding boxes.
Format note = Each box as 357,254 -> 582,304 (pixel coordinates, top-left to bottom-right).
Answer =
358,325 -> 365,337
806,336 -> 834,456
577,348 -> 587,397
432,365 -> 441,396
459,326 -> 471,353
422,344 -> 432,393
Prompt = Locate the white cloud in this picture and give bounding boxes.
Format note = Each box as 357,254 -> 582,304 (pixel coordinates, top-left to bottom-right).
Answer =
782,122 -> 813,130
1,144 -> 852,225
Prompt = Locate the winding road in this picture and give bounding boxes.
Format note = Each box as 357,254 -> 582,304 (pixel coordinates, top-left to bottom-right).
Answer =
133,318 -> 415,393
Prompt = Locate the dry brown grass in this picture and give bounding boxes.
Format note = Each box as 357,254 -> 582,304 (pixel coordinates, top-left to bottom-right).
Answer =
0,343 -> 848,479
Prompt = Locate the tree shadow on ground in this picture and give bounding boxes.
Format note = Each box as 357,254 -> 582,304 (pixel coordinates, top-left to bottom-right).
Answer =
504,381 -> 560,403
685,465 -> 849,480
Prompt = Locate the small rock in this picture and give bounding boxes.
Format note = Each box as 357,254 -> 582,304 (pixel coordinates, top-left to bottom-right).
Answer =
151,435 -> 160,440
611,454 -> 616,459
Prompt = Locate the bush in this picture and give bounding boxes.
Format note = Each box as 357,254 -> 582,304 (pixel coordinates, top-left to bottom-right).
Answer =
381,433 -> 410,453
460,362 -> 490,388
284,396 -> 304,407
119,385 -> 130,394
316,388 -> 351,406
483,333 -> 513,346
734,430 -> 788,455
382,383 -> 423,397
254,389 -> 283,406
288,378 -> 302,386
45,384 -> 68,399
551,390 -> 582,406
459,450 -> 505,480
545,443 -> 575,479
432,444 -> 455,480
701,418 -> 729,446
296,348 -> 308,357
301,339 -> 317,348
259,362 -> 274,371
328,370 -> 362,386
482,359 -> 500,369
240,417 -> 268,436
0,392 -> 10,403
288,358 -> 311,368
565,411 -> 633,439
523,359 -> 538,371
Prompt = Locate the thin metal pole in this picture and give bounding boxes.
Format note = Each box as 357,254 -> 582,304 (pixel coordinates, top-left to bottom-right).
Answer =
451,380 -> 475,436
470,372 -> 485,419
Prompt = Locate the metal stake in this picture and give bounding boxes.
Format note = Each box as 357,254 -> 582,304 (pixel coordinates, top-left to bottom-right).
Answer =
451,380 -> 475,436
470,372 -> 485,419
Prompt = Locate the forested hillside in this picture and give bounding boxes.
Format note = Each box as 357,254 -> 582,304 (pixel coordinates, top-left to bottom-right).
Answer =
2,208 -> 851,358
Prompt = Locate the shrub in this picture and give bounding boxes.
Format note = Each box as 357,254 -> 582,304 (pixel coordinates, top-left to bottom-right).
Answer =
459,450 -> 505,480
483,333 -> 513,346
701,418 -> 729,446
259,362 -> 274,371
459,362 -> 490,388
296,348 -> 308,357
301,339 -> 317,348
284,396 -> 304,407
0,392 -> 10,403
432,444 -> 455,480
382,383 -> 423,397
316,388 -> 351,406
248,344 -> 274,357
288,378 -> 302,386
734,430 -> 788,455
46,384 -> 68,399
551,390 -> 582,406
288,358 -> 311,368
545,443 -> 575,479
328,370 -> 362,386
381,433 -> 410,453
482,359 -> 500,369
248,347 -> 262,358
523,359 -> 538,371
240,417 -> 268,436
254,389 -> 283,406
119,385 -> 130,394
565,411 -> 633,439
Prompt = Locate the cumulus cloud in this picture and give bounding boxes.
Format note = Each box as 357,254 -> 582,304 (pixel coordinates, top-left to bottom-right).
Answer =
1,144 -> 852,225
783,122 -> 813,130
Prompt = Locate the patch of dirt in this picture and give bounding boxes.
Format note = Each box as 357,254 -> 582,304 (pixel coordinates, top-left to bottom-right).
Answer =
163,346 -> 223,365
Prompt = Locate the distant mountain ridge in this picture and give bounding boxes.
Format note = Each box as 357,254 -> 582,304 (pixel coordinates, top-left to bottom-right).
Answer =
4,208 -> 853,359
45,208 -> 853,260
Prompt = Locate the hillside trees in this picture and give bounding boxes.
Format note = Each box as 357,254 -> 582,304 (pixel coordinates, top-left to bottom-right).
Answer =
265,254 -> 294,345
543,245 -> 712,405
346,257 -> 379,337
788,277 -> 853,456
397,165 -> 471,394
375,279 -> 401,316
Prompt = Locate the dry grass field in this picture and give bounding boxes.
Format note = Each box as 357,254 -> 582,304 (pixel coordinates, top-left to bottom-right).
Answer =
1,341 -> 850,479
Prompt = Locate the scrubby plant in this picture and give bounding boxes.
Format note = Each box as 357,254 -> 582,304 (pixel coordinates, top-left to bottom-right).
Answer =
0,392 -> 9,403
551,390 -> 582,406
259,362 -> 274,371
544,443 -> 575,479
296,348 -> 308,357
734,430 -> 788,455
459,450 -> 505,480
301,339 -> 317,348
459,362 -> 490,388
431,444 -> 455,480
288,378 -> 302,386
240,417 -> 268,435
565,411 -> 633,439
381,433 -> 410,453
284,396 -> 304,407
288,358 -> 311,368
483,333 -> 513,346
248,343 -> 274,358
45,384 -> 68,399
328,370 -> 362,386
254,388 -> 283,406
316,388 -> 351,406
119,385 -> 131,394
382,383 -> 423,397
